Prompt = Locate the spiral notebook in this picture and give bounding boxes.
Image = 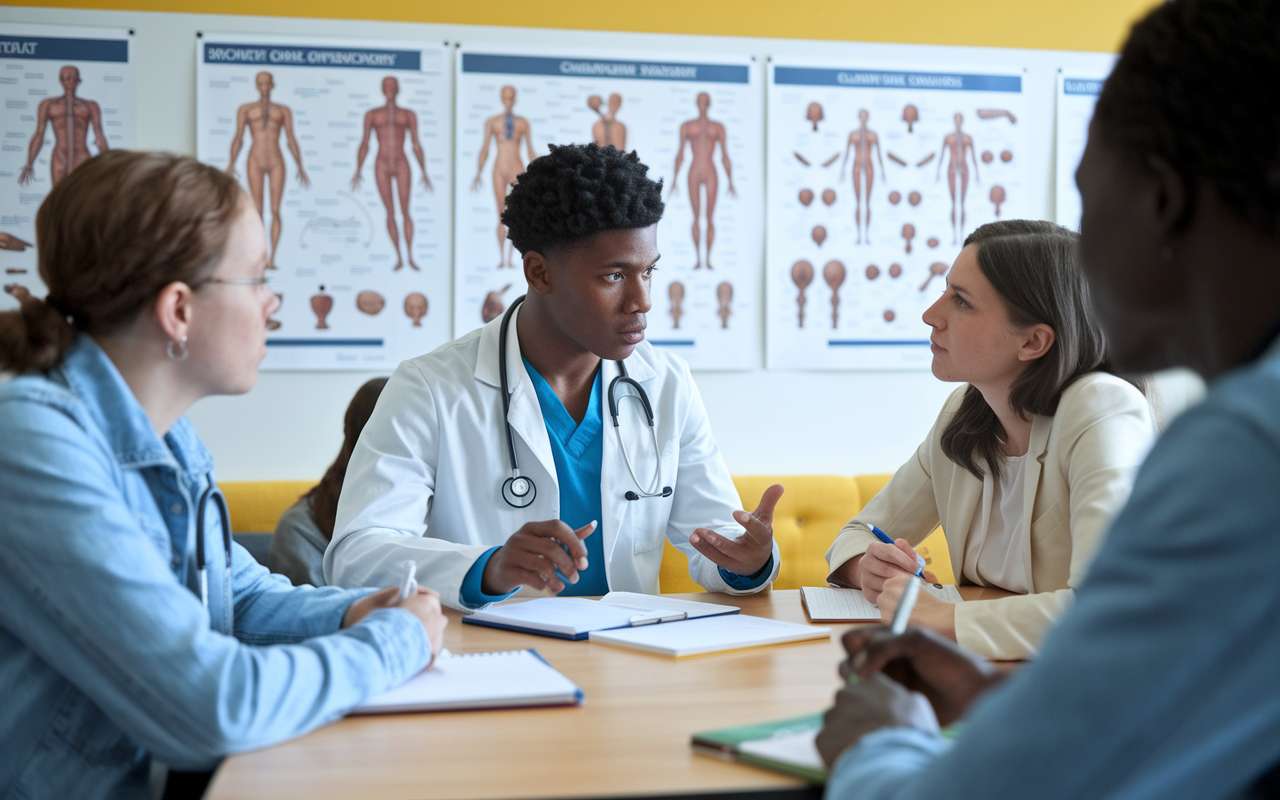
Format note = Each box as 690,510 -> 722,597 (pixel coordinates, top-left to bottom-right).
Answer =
351,649 -> 583,714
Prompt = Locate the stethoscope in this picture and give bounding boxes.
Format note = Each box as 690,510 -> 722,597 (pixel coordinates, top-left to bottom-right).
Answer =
194,481 -> 233,610
498,295 -> 672,508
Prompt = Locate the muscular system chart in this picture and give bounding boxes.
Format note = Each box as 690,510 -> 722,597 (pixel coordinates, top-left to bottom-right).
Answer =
0,24 -> 134,313
766,61 -> 1026,370
1055,75 -> 1105,231
196,34 -> 451,370
454,46 -> 763,369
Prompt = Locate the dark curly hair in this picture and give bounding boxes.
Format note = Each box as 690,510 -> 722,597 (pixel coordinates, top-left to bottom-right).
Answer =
501,143 -> 664,256
1095,0 -> 1280,239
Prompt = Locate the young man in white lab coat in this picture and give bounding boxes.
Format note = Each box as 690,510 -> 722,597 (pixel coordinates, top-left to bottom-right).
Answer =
325,143 -> 782,609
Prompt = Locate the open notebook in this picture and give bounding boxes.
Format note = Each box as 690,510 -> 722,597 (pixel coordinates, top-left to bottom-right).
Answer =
800,584 -> 964,623
351,649 -> 583,714
462,592 -> 740,640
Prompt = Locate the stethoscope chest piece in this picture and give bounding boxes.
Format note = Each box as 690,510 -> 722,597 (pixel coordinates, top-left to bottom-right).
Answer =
502,474 -> 536,508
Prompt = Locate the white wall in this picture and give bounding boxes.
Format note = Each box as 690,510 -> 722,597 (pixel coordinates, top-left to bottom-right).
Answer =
1,5 -> 1204,481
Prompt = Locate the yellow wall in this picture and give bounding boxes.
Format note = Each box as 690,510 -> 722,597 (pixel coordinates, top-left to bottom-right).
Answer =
17,0 -> 1159,53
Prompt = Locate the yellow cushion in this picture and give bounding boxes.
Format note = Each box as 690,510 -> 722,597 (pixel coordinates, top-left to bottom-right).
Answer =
219,481 -> 315,534
658,473 -> 955,591
659,475 -> 863,592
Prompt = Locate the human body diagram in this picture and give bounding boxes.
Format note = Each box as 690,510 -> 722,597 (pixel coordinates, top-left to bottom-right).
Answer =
839,109 -> 885,245
588,93 -> 627,149
226,72 -> 310,269
937,113 -> 980,244
352,76 -> 432,272
19,66 -> 108,188
471,86 -> 535,269
670,93 -> 735,270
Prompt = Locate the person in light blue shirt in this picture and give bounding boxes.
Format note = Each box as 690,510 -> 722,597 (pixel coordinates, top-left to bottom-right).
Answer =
815,1 -> 1280,797
0,151 -> 447,800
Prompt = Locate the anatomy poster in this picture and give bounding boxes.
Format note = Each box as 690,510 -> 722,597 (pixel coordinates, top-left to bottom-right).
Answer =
454,47 -> 764,370
196,34 -> 451,370
766,62 -> 1027,370
0,24 -> 134,313
1055,75 -> 1104,231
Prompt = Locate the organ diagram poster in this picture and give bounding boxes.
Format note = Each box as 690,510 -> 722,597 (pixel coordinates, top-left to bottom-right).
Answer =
454,46 -> 764,370
1055,74 -> 1104,231
0,24 -> 134,313
196,34 -> 451,371
766,61 -> 1027,370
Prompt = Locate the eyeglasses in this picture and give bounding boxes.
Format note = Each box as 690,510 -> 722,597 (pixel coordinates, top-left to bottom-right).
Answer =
205,277 -> 269,287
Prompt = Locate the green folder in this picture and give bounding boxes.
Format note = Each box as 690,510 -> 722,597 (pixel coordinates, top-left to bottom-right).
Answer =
692,712 -> 964,785
691,712 -> 828,784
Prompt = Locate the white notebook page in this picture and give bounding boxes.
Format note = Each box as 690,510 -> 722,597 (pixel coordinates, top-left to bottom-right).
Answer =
589,614 -> 829,657
353,649 -> 580,714
801,584 -> 964,622
739,730 -> 825,771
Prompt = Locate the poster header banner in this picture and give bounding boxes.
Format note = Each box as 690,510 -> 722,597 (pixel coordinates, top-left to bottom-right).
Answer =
0,35 -> 129,63
774,66 -> 1021,93
461,53 -> 749,84
202,42 -> 421,70
1062,78 -> 1103,96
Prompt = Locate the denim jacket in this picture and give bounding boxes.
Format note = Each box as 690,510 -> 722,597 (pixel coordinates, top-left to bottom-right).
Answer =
0,335 -> 431,800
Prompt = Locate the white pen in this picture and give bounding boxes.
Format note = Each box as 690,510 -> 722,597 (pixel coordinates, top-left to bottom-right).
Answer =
398,559 -> 418,601
889,576 -> 922,635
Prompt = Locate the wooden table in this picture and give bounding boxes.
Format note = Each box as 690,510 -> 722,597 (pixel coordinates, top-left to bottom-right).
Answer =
207,587 -> 1008,800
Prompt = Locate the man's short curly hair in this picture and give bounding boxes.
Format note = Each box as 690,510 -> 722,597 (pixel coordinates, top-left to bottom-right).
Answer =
501,143 -> 664,256
1096,0 -> 1280,239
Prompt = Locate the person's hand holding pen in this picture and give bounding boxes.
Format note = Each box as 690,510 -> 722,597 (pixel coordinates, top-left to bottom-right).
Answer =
341,560 -> 448,667
828,524 -> 938,601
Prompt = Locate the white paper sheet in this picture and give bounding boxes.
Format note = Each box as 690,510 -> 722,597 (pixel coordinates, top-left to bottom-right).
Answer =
353,649 -> 581,713
801,584 -> 963,622
589,614 -> 829,657
738,730 -> 825,771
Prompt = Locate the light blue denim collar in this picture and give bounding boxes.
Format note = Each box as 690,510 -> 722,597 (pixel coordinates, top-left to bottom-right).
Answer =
57,333 -> 213,475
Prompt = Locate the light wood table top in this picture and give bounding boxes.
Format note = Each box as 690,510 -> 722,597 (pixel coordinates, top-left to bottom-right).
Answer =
207,587 -> 1009,800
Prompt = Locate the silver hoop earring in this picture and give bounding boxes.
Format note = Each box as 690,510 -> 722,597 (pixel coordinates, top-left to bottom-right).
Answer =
166,336 -> 189,362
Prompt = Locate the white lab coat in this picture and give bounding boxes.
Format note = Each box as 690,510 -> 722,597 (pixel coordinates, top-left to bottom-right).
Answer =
324,306 -> 779,609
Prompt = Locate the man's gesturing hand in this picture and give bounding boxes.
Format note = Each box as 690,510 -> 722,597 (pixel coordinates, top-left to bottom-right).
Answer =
482,520 -> 597,595
689,484 -> 783,577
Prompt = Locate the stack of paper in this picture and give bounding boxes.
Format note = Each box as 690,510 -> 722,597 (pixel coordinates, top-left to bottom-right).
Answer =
588,614 -> 830,657
800,584 -> 964,623
351,649 -> 582,714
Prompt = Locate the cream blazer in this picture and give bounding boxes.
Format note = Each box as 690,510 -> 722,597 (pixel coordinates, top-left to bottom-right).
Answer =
826,372 -> 1155,660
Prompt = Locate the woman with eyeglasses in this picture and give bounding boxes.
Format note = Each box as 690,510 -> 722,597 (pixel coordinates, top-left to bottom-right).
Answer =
0,150 -> 447,800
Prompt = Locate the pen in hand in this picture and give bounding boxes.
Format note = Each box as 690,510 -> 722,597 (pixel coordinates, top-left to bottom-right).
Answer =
398,559 -> 418,601
869,524 -> 926,579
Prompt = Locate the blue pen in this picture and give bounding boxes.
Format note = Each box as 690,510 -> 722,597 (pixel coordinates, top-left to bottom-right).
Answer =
869,524 -> 926,579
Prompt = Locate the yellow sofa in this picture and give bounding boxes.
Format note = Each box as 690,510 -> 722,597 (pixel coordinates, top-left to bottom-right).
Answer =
219,476 -> 954,590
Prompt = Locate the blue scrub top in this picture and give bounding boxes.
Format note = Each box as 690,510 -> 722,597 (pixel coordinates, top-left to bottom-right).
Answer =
520,357 -> 610,596
459,358 -> 770,608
